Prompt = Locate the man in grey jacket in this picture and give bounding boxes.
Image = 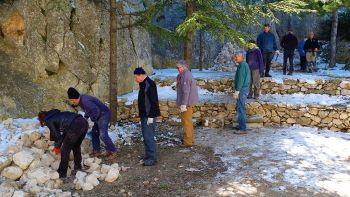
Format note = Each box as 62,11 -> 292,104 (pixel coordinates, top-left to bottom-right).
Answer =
176,60 -> 199,147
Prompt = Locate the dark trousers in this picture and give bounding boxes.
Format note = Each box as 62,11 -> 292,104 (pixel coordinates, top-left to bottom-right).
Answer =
262,52 -> 273,75
91,111 -> 117,152
140,118 -> 157,161
283,49 -> 295,73
58,116 -> 88,177
300,55 -> 307,70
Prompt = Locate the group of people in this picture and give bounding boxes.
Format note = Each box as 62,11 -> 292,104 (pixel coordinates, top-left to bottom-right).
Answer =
36,61 -> 199,178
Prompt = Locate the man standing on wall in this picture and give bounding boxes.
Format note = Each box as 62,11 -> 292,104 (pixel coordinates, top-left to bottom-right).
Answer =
257,23 -> 278,77
233,51 -> 251,134
176,60 -> 199,147
67,87 -> 117,159
134,67 -> 160,166
280,29 -> 298,75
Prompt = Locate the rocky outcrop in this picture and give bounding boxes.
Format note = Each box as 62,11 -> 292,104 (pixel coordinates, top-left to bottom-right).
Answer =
0,0 -> 152,120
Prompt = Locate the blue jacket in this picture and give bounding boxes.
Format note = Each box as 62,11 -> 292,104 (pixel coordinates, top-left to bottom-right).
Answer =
257,32 -> 277,53
80,94 -> 110,122
298,39 -> 306,56
246,48 -> 264,72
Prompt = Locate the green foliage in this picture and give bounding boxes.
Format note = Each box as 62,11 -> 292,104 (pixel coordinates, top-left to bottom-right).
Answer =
305,0 -> 349,14
133,0 -> 310,46
318,10 -> 350,41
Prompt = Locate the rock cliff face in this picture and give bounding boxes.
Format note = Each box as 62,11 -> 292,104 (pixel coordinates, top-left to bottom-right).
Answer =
0,0 -> 152,119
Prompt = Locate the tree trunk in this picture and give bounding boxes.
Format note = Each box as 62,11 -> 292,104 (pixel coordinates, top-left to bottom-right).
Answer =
184,0 -> 193,70
329,10 -> 338,68
199,30 -> 204,71
109,0 -> 118,124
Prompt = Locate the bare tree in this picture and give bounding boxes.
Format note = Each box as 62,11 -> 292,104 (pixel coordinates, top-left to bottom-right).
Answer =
329,10 -> 338,68
184,0 -> 193,70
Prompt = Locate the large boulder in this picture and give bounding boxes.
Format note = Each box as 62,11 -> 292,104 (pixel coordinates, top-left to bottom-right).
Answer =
12,151 -> 34,170
1,166 -> 23,180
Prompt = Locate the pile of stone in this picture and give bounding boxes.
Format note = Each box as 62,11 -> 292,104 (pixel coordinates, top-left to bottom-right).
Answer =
0,118 -> 124,197
211,42 -> 239,72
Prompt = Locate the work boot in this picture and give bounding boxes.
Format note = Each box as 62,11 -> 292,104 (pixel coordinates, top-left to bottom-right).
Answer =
143,159 -> 157,166
90,150 -> 102,158
233,130 -> 248,135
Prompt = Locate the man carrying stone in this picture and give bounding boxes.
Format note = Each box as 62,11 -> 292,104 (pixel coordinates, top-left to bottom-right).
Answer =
38,109 -> 88,178
133,67 -> 160,166
233,51 -> 251,134
67,87 -> 117,159
280,29 -> 298,75
176,60 -> 199,147
257,23 -> 278,77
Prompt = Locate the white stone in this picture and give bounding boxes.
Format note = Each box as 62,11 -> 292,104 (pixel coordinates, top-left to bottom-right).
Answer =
101,164 -> 111,174
27,167 -> 51,184
86,163 -> 100,173
7,143 -> 22,154
105,168 -> 120,182
13,150 -> 34,170
21,134 -> 32,147
41,153 -> 55,167
0,156 -> 12,172
51,160 -> 60,171
94,158 -> 102,165
86,173 -> 100,187
0,181 -> 16,197
82,182 -> 94,191
55,191 -> 72,197
29,131 -> 41,142
3,118 -> 13,126
34,139 -> 49,149
341,89 -> 350,95
43,128 -> 50,139
1,166 -> 23,180
340,81 -> 350,89
83,158 -> 95,166
28,159 -> 41,170
29,186 -> 41,194
12,190 -> 29,197
50,171 -> 60,180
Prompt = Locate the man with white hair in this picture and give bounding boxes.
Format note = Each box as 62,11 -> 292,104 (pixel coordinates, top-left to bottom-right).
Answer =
176,60 -> 199,147
232,51 -> 251,134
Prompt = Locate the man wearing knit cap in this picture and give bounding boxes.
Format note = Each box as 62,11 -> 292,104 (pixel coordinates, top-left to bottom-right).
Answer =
176,60 -> 199,147
67,87 -> 117,159
134,67 -> 160,166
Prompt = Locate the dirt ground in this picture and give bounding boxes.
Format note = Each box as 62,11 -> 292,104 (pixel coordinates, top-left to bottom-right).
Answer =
62,124 -> 225,197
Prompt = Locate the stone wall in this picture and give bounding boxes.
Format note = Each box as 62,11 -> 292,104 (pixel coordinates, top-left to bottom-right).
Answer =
0,0 -> 151,120
116,99 -> 350,132
154,77 -> 350,95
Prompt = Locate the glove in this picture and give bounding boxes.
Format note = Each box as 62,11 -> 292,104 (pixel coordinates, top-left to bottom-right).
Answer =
233,91 -> 240,99
52,147 -> 61,155
147,118 -> 154,125
180,105 -> 187,112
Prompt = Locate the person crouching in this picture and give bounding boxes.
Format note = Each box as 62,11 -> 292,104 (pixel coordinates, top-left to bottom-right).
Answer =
38,109 -> 88,178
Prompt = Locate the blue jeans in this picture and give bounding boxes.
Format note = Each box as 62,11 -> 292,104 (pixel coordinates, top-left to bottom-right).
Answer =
91,111 -> 117,152
141,118 -> 157,161
237,86 -> 249,131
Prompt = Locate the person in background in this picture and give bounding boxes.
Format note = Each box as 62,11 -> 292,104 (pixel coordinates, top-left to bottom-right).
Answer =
232,51 -> 250,134
246,40 -> 263,99
133,67 -> 160,166
38,109 -> 88,178
298,38 -> 307,71
304,32 -> 320,73
280,29 -> 298,75
176,60 -> 199,147
257,23 -> 278,77
67,87 -> 117,159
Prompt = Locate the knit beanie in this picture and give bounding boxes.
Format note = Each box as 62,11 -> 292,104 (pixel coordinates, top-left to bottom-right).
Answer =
133,67 -> 146,75
67,87 -> 80,99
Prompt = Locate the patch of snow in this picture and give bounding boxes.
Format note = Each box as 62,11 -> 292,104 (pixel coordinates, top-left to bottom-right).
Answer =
152,69 -> 234,80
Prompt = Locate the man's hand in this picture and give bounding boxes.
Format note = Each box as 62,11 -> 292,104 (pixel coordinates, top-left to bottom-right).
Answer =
52,147 -> 61,155
147,118 -> 154,125
233,91 -> 240,99
180,105 -> 187,112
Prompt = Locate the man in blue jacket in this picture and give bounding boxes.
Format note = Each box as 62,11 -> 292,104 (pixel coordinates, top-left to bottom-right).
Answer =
298,38 -> 307,71
67,87 -> 117,159
257,24 -> 278,77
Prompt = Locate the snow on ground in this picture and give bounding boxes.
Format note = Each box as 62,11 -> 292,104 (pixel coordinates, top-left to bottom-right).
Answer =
152,69 -> 234,80
317,63 -> 350,78
197,125 -> 350,196
259,93 -> 350,106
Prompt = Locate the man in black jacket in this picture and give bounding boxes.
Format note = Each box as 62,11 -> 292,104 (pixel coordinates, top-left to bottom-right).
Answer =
304,32 -> 320,73
280,30 -> 298,75
134,67 -> 160,166
38,109 -> 88,178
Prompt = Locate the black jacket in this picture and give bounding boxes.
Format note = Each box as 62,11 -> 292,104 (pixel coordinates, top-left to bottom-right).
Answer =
304,38 -> 320,52
280,33 -> 298,50
45,109 -> 81,148
138,77 -> 160,118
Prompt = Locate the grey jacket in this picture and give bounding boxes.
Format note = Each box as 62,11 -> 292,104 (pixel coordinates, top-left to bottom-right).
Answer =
176,69 -> 199,106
